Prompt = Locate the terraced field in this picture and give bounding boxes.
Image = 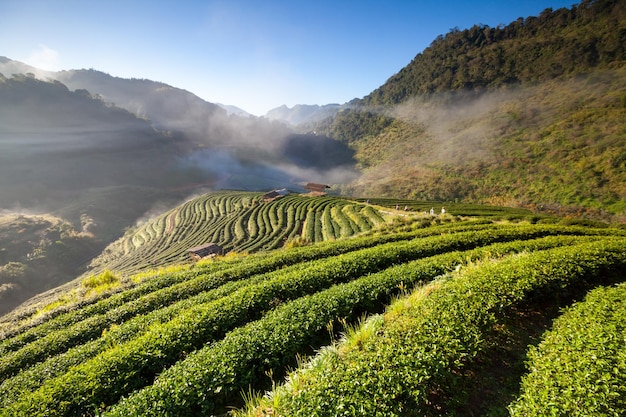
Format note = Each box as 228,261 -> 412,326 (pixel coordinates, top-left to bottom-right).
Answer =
86,191 -> 386,276
0,204 -> 624,416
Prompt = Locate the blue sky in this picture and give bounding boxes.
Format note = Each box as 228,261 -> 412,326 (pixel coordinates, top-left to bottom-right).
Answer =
0,0 -> 576,115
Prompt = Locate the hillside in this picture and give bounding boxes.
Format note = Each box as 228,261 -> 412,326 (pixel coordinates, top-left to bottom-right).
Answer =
0,197 -> 624,416
32,65 -> 358,187
1,1 -> 625,415
0,73 -> 200,230
0,58 -> 361,192
359,0 -> 625,105
0,214 -> 101,316
82,191 -> 539,278
0,191 -> 542,322
316,0 -> 626,220
331,70 -> 626,220
0,74 -> 210,313
84,191 -> 387,277
0,68 -> 359,308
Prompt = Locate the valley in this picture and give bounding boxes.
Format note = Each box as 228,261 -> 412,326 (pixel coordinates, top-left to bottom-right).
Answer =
0,0 -> 624,414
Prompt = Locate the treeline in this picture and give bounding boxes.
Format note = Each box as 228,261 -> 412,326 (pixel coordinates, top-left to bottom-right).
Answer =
315,0 -> 626,147
359,0 -> 625,106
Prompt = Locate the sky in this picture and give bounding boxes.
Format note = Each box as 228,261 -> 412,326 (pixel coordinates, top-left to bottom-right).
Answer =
0,0 -> 577,116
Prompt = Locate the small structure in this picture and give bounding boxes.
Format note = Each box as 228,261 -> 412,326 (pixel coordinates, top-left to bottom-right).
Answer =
304,183 -> 330,195
263,188 -> 290,202
263,190 -> 281,202
187,243 -> 222,261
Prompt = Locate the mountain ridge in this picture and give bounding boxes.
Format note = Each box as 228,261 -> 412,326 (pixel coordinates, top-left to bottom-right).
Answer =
265,103 -> 344,126
313,0 -> 625,220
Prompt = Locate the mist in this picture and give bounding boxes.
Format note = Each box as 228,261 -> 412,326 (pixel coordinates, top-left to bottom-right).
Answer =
342,86 -> 538,200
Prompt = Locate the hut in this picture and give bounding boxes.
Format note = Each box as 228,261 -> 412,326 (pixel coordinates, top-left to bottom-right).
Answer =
262,190 -> 281,202
304,183 -> 330,195
263,188 -> 290,202
187,243 -> 222,261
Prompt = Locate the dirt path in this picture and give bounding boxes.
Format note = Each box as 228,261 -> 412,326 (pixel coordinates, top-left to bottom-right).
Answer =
166,210 -> 178,234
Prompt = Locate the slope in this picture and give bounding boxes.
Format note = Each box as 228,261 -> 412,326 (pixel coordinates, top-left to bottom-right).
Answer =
0,214 -> 100,316
340,70 -> 626,219
52,67 -> 359,187
316,0 -> 626,220
0,73 -> 202,231
0,213 -> 623,416
82,191 -> 387,277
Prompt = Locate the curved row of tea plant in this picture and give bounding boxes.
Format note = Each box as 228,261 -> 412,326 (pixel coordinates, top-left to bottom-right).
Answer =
0,219 -> 496,349
236,239 -> 626,417
1,233 -> 616,416
2,216 -> 624,416
0,226 -> 561,383
85,192 -> 387,276
1,223 -> 617,366
103,236 -> 620,417
3,230 -> 515,415
510,282 -> 626,416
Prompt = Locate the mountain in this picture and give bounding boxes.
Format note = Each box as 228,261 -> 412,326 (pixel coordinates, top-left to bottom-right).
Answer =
53,69 -> 230,144
265,103 -> 343,126
0,59 -> 360,205
0,74 -> 205,314
0,56 -> 55,79
0,65 -> 358,311
316,0 -> 626,221
216,103 -> 253,117
0,61 -> 358,188
358,0 -> 625,106
0,73 -> 197,229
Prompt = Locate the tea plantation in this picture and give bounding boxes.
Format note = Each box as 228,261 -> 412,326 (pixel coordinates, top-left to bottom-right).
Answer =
0,192 -> 624,416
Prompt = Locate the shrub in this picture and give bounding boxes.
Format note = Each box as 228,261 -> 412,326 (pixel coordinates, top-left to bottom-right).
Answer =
81,270 -> 120,295
509,282 -> 626,416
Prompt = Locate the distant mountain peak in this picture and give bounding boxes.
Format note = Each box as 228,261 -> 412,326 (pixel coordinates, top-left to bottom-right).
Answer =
265,103 -> 343,126
216,103 -> 253,117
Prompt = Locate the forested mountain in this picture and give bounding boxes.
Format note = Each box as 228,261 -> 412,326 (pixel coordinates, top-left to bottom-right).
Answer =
359,0 -> 625,105
317,0 -> 626,220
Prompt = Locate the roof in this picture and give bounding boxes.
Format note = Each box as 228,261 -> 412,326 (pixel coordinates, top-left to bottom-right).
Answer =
304,183 -> 330,191
263,191 -> 280,199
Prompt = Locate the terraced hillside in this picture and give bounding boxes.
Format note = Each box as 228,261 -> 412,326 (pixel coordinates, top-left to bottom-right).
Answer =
0,210 -> 624,416
85,191 -> 386,276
